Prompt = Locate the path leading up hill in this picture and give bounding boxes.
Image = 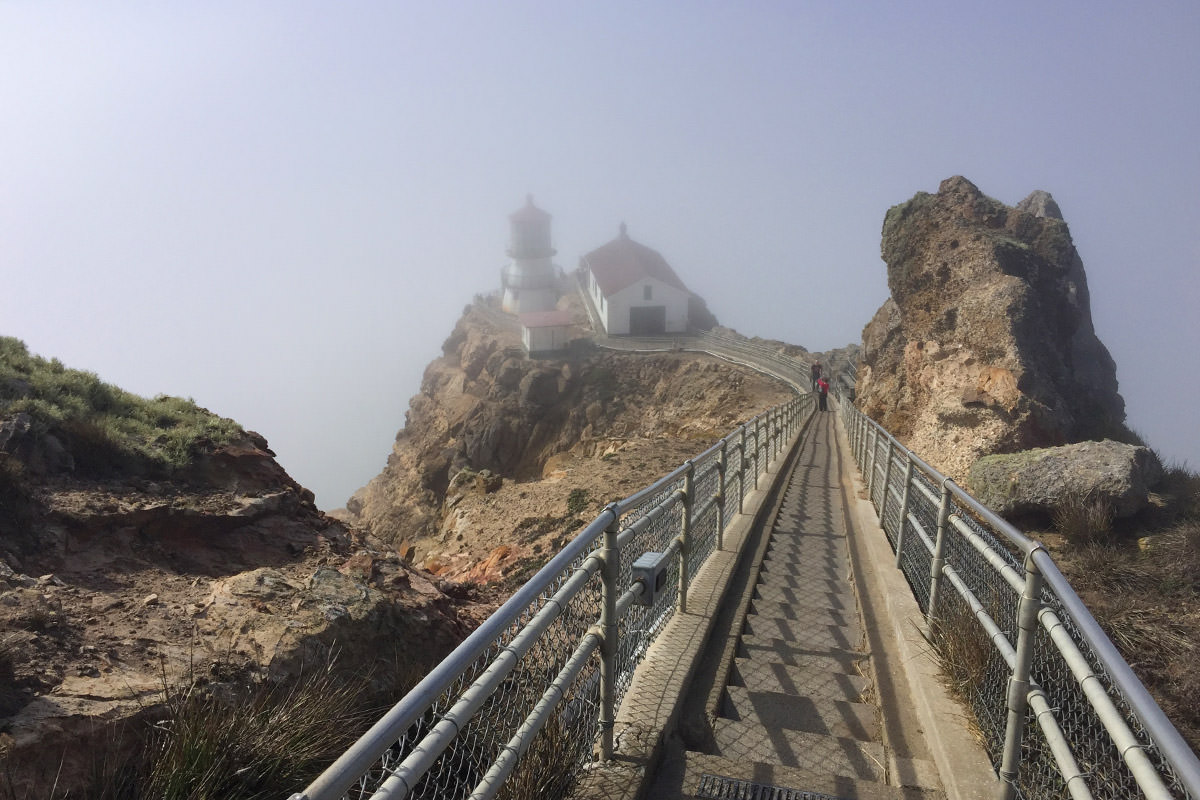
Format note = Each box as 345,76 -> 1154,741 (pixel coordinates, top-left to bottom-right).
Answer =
622,410 -> 996,799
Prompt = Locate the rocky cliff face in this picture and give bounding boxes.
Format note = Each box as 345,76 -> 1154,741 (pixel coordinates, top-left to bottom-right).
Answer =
856,176 -> 1127,481
0,397 -> 475,794
338,300 -> 792,582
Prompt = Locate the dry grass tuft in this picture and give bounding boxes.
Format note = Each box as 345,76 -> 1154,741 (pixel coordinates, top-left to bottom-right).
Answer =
923,596 -> 994,703
1059,516 -> 1200,753
1052,490 -> 1115,544
495,711 -> 579,800
140,662 -> 374,800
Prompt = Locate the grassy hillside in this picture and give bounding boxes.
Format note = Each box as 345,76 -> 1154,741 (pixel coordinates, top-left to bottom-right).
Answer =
0,336 -> 244,478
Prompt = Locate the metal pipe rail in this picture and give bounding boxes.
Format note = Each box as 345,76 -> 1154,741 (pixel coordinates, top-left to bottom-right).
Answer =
838,395 -> 1200,800
291,392 -> 812,800
595,330 -> 813,393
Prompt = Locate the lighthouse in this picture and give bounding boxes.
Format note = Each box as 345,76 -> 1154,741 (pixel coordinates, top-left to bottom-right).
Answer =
501,195 -> 560,314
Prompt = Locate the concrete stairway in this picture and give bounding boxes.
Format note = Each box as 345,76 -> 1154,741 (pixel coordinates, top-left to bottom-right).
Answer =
648,412 -> 945,800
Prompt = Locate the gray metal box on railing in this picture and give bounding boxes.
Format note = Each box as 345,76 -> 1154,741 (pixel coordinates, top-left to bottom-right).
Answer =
632,551 -> 671,606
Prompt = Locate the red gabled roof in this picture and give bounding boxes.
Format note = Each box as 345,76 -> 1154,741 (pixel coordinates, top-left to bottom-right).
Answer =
581,223 -> 690,297
509,194 -> 551,223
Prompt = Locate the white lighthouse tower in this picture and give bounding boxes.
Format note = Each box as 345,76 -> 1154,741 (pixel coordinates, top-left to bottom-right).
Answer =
501,195 -> 560,314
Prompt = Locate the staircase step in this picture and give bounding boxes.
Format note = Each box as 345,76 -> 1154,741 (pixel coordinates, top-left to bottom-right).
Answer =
672,753 -> 943,800
710,718 -> 887,781
752,573 -> 855,604
747,601 -> 863,637
755,571 -> 846,597
720,685 -> 879,741
762,550 -> 844,570
766,537 -> 842,551
753,583 -> 856,613
743,615 -> 865,652
737,637 -> 866,672
728,659 -> 871,704
762,556 -> 845,577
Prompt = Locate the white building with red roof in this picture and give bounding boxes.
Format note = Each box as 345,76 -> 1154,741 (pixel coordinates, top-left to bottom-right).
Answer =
579,223 -> 691,335
518,309 -> 573,354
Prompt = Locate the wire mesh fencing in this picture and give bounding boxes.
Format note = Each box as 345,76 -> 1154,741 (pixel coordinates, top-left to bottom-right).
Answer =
291,393 -> 813,800
839,398 -> 1200,800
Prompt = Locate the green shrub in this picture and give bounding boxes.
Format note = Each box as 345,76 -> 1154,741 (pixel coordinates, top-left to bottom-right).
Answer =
0,337 -> 243,474
566,488 -> 589,516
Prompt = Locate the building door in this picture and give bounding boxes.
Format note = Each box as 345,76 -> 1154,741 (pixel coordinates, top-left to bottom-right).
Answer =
629,305 -> 666,335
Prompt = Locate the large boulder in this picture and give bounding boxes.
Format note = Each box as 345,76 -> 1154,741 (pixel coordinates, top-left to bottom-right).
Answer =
857,176 -> 1127,481
968,440 -> 1162,519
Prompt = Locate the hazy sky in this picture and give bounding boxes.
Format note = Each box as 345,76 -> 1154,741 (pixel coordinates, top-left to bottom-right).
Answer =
3,2 -> 1198,509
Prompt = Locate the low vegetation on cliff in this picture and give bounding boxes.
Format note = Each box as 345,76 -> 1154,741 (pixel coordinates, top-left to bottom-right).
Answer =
0,339 -> 480,798
0,337 -> 243,479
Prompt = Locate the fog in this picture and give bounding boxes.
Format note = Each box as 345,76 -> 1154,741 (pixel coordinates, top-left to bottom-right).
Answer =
3,3 -> 1197,508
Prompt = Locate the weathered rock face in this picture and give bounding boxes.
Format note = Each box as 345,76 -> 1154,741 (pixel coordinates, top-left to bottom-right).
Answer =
339,301 -> 792,568
857,176 -> 1127,481
0,417 -> 476,796
968,440 -> 1163,519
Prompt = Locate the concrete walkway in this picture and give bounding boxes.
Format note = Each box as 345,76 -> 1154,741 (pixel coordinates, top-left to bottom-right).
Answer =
643,409 -> 994,800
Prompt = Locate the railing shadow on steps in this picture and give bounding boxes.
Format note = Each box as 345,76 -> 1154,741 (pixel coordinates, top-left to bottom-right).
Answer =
289,388 -> 814,800
838,392 -> 1200,800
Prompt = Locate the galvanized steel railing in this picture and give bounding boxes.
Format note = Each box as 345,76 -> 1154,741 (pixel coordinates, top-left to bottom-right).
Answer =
839,397 -> 1200,800
291,393 -> 812,800
596,330 -> 813,393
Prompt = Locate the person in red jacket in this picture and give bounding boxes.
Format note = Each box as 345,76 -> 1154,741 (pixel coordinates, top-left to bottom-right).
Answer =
816,376 -> 830,411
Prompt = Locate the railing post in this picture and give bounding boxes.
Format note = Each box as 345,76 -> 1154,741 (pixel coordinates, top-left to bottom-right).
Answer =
679,461 -> 694,614
860,414 -> 869,467
774,407 -> 782,459
999,549 -> 1045,799
599,505 -> 620,760
926,480 -> 954,621
768,408 -> 776,461
879,437 -> 896,527
855,412 -> 865,464
865,426 -> 878,502
716,441 -> 727,550
752,416 -> 760,491
737,426 -> 746,515
894,457 -> 915,569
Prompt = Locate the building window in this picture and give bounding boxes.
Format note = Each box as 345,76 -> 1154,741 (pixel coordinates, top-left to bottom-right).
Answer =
644,285 -> 652,301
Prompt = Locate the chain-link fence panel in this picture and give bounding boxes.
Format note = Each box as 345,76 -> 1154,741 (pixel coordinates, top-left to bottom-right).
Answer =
839,400 -> 1199,800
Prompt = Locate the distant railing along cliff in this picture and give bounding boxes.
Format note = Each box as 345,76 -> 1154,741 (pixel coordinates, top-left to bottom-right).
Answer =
290,336 -> 1200,800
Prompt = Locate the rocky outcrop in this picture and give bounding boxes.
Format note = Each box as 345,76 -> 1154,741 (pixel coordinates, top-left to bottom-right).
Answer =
968,440 -> 1163,519
857,176 -> 1127,481
0,403 -> 476,795
341,302 -> 792,554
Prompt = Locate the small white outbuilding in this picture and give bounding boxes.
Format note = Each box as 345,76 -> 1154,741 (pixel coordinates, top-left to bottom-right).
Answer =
519,309 -> 574,354
580,224 -> 691,336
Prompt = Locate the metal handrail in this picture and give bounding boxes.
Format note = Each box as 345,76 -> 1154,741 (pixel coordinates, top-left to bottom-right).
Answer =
838,393 -> 1200,800
595,330 -> 813,393
291,391 -> 812,800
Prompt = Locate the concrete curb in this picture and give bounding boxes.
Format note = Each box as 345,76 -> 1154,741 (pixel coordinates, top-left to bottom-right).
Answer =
832,409 -> 999,800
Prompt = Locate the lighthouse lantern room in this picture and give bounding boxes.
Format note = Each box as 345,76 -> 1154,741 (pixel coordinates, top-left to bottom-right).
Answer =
501,195 -> 560,314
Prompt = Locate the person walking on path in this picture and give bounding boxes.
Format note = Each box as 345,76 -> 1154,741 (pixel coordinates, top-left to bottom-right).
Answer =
811,361 -> 822,391
817,376 -> 830,411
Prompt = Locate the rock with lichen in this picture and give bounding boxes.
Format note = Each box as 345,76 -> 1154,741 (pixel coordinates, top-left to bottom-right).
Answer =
857,176 -> 1128,482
